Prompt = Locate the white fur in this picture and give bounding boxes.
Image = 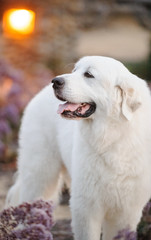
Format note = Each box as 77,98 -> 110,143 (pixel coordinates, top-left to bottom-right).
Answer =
6,56 -> 151,240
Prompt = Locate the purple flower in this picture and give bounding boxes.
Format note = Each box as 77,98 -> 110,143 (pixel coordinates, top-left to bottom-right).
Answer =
143,201 -> 151,216
0,104 -> 20,124
113,228 -> 137,240
12,224 -> 53,240
8,83 -> 22,97
0,59 -> 23,83
0,119 -> 11,136
0,200 -> 54,240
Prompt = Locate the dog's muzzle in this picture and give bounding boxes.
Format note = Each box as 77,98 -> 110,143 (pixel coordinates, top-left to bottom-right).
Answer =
52,76 -> 96,119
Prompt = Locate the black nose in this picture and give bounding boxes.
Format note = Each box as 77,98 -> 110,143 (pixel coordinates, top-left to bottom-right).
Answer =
52,77 -> 65,90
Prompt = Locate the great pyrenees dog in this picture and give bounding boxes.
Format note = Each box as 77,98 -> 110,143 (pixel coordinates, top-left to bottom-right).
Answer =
6,56 -> 151,240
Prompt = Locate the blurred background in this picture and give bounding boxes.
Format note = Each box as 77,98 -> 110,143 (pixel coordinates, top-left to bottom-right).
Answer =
0,0 -> 151,230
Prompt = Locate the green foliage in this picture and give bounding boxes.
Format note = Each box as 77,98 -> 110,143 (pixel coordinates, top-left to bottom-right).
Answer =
125,58 -> 151,81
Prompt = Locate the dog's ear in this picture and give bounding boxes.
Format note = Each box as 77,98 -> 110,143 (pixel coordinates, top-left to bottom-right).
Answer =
116,85 -> 141,121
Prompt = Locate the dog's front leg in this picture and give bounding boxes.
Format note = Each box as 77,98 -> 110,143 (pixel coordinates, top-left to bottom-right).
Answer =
70,183 -> 102,240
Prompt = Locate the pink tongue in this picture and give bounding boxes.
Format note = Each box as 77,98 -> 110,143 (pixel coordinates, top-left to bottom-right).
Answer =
57,102 -> 81,114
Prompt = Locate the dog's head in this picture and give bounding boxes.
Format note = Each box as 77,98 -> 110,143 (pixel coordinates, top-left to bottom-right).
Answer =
52,56 -> 146,121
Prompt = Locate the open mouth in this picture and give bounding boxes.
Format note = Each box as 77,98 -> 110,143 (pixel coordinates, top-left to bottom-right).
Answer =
57,101 -> 96,119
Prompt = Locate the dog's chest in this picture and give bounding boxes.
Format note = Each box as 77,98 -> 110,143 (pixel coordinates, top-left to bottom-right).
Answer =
81,148 -> 144,211
72,129 -> 147,211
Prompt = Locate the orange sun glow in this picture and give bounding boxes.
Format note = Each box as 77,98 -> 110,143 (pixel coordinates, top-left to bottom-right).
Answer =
3,9 -> 35,37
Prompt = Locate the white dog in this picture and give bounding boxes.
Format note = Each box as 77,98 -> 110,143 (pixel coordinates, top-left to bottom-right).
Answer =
6,56 -> 151,240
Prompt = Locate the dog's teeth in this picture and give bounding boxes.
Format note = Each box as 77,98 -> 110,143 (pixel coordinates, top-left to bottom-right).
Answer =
77,107 -> 82,112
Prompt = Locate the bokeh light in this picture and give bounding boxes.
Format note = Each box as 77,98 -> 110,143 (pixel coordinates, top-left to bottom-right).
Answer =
3,9 -> 35,37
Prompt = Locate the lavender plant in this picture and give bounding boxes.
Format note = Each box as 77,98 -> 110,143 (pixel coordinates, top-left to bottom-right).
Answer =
0,59 -> 23,162
113,229 -> 137,240
0,199 -> 54,240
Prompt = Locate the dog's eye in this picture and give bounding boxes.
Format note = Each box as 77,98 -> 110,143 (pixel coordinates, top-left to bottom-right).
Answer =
84,71 -> 94,78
